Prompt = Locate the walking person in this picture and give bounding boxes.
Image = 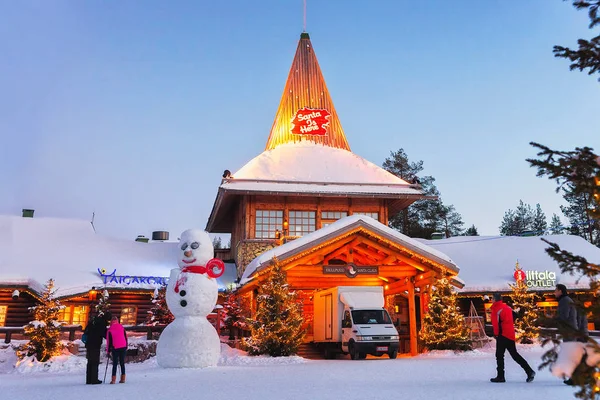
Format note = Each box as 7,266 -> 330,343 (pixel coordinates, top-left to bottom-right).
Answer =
490,293 -> 536,383
106,316 -> 128,384
555,284 -> 579,385
84,312 -> 111,385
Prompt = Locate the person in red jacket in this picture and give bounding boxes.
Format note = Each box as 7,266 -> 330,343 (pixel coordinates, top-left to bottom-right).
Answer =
490,293 -> 536,383
106,316 -> 128,384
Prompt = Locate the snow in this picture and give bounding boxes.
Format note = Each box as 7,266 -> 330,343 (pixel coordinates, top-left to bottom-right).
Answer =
0,342 -> 587,400
222,142 -> 421,196
417,235 -> 600,293
241,215 -> 458,283
0,216 -> 236,296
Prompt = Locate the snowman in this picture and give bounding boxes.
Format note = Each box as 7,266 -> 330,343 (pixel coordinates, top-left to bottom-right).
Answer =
156,229 -> 225,368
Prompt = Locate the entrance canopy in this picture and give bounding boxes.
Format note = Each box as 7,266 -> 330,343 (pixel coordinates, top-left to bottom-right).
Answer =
240,215 -> 462,293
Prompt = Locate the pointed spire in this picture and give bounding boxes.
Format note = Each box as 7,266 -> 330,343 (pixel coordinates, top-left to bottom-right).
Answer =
265,33 -> 351,151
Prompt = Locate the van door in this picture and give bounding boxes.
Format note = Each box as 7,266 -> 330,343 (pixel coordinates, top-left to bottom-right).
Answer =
341,309 -> 353,352
325,293 -> 333,340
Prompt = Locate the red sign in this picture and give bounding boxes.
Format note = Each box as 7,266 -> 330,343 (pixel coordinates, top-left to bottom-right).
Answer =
291,108 -> 331,136
514,270 -> 526,281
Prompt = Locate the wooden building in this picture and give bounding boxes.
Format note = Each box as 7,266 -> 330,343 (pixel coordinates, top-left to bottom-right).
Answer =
206,32 -> 464,355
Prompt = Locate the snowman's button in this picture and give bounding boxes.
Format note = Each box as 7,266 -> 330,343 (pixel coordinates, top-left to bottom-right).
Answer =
180,290 -> 187,297
180,300 -> 187,307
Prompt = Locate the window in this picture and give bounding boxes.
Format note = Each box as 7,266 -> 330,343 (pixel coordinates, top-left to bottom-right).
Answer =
255,210 -> 283,239
120,306 -> 137,326
0,305 -> 7,327
353,212 -> 379,220
289,211 -> 315,236
342,310 -> 352,328
351,309 -> 392,325
58,305 -> 89,327
321,211 -> 347,228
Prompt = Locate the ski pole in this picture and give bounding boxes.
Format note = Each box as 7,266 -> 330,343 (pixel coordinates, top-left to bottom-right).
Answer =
103,354 -> 110,383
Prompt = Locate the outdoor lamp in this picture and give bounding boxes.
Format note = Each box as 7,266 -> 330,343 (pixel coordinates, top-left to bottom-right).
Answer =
12,290 -> 20,300
88,287 -> 97,301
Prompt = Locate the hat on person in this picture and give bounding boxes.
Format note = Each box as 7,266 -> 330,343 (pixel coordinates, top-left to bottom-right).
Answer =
493,293 -> 503,302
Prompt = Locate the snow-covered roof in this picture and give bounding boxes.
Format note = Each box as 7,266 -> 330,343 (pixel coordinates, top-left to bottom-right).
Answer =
241,215 -> 459,284
416,235 -> 600,293
0,215 -> 236,297
227,142 -> 419,191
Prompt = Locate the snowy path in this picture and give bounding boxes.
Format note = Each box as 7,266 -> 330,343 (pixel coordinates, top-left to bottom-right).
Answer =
1,346 -> 579,400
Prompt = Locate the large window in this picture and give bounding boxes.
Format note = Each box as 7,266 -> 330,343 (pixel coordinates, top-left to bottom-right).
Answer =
353,212 -> 379,220
0,305 -> 7,327
58,305 -> 89,327
255,210 -> 283,239
289,211 -> 316,236
321,211 -> 347,228
120,306 -> 137,326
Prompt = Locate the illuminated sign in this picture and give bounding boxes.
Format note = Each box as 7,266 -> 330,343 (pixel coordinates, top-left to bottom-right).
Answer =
322,264 -> 378,279
98,268 -> 168,286
291,108 -> 331,136
515,270 -> 557,288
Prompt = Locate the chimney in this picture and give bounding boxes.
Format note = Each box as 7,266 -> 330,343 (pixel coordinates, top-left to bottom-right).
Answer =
152,231 -> 170,241
135,235 -> 149,243
22,209 -> 35,218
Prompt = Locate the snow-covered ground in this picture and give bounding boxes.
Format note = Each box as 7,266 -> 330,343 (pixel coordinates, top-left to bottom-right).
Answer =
1,343 -> 581,400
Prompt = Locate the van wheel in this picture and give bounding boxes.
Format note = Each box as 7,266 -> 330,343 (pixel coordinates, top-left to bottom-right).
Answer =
388,350 -> 398,359
349,343 -> 359,360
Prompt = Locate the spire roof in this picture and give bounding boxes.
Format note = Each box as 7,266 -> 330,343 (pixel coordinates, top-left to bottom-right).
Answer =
264,33 -> 350,151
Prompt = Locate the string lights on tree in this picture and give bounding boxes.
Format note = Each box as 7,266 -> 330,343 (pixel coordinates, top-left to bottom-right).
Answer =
420,277 -> 472,351
509,261 -> 540,344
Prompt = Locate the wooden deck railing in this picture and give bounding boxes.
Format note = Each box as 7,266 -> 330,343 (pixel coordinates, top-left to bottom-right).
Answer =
0,325 -> 167,344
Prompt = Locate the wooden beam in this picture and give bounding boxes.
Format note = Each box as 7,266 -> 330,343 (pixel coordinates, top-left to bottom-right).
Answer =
408,281 -> 418,356
354,244 -> 388,261
322,237 -> 362,263
360,237 -> 427,272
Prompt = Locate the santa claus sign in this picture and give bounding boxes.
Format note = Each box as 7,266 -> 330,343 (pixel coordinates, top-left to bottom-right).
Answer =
291,108 -> 331,136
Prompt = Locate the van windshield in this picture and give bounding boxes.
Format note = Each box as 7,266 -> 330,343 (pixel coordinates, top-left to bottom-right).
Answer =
351,310 -> 392,325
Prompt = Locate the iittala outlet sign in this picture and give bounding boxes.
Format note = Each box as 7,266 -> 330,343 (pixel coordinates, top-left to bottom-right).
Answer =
291,108 -> 331,135
517,270 -> 557,288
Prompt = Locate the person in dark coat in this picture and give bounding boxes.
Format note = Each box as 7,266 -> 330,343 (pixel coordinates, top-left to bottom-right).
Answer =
490,293 -> 535,383
555,284 -> 580,386
84,312 -> 111,384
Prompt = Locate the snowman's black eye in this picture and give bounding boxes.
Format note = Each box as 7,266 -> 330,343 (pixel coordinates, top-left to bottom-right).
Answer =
181,243 -> 188,251
191,242 -> 199,250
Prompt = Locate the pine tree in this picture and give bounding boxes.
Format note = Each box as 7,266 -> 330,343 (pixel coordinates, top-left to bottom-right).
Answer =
243,258 -> 305,356
549,213 -> 564,234
18,279 -> 64,362
420,277 -> 472,351
561,183 -> 600,246
499,209 -> 519,236
499,200 -> 536,235
509,262 -> 540,344
94,289 -> 111,317
463,224 -> 479,236
527,142 -> 600,399
146,286 -> 174,326
437,203 -> 464,237
212,236 -> 223,250
553,1 -> 600,81
222,292 -> 246,340
532,203 -> 548,235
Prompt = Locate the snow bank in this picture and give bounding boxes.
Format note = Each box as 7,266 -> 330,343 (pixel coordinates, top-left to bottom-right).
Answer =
217,343 -> 307,366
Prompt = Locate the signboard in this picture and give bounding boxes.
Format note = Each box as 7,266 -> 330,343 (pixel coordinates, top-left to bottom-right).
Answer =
291,108 -> 331,136
514,270 -> 557,289
97,268 -> 168,286
322,264 -> 379,279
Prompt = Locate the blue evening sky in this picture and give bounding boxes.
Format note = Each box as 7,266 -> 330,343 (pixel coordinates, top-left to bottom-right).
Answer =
1,1 -> 598,241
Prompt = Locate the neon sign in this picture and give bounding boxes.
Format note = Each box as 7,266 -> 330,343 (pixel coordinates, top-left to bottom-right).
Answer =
291,108 -> 331,136
97,268 -> 168,286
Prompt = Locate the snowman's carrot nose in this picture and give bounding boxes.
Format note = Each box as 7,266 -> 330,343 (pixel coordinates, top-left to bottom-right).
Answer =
184,250 -> 192,257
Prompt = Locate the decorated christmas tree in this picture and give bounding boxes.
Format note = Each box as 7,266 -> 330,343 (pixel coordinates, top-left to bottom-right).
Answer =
509,261 -> 540,344
243,258 -> 305,356
18,279 -> 64,362
146,286 -> 174,326
421,277 -> 472,351
222,292 -> 246,340
94,289 -> 111,317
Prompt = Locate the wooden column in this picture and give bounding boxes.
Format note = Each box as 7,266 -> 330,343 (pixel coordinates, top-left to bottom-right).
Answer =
408,280 -> 418,356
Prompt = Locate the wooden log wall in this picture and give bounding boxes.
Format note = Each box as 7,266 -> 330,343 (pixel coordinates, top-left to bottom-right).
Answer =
0,288 -> 37,327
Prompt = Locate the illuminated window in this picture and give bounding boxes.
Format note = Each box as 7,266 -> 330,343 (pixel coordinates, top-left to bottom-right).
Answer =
58,305 -> 89,327
0,305 -> 7,327
255,210 -> 283,239
321,211 -> 347,228
289,211 -> 315,236
120,306 -> 137,326
353,212 -> 379,220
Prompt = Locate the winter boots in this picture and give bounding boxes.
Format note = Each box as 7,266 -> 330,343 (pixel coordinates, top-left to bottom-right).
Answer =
526,370 -> 536,383
119,374 -> 126,383
110,376 -> 116,384
490,376 -> 506,383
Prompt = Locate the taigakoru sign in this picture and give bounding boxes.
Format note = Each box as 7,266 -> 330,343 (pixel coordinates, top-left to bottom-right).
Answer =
97,268 -> 168,286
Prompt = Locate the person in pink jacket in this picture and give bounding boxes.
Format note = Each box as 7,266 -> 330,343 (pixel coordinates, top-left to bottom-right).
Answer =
106,316 -> 128,384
